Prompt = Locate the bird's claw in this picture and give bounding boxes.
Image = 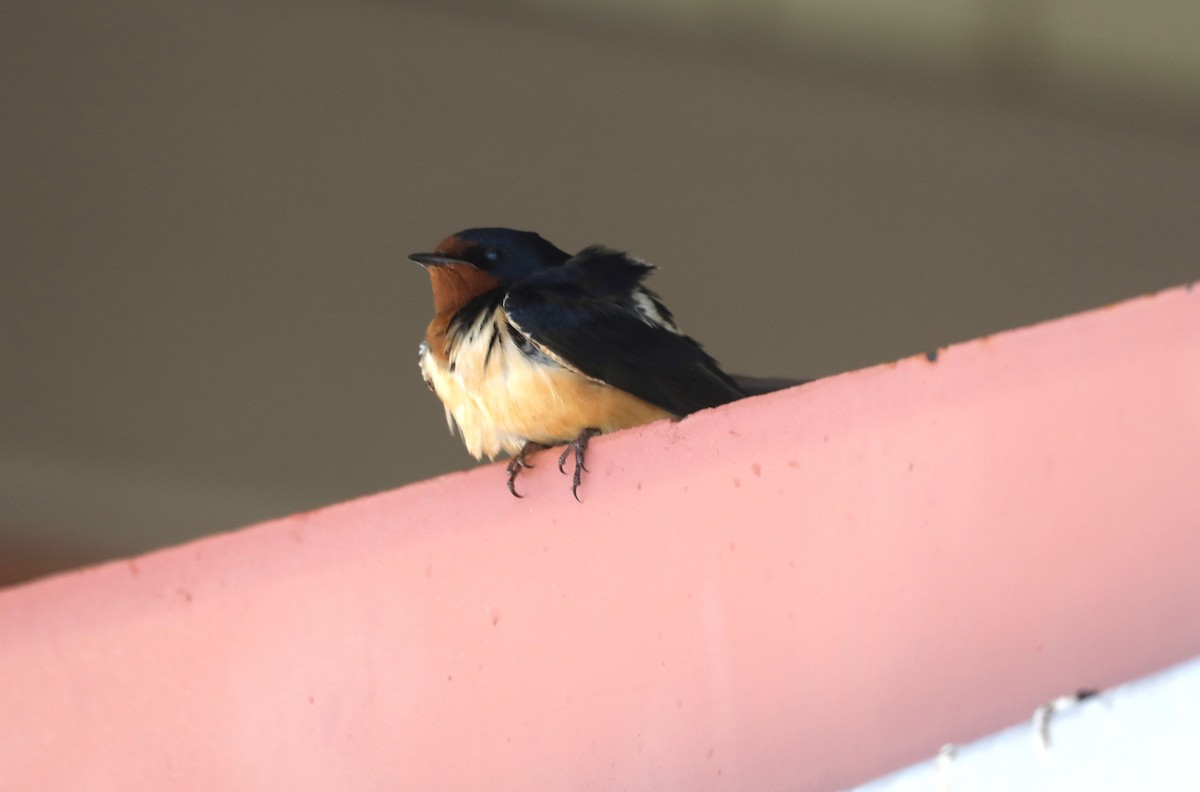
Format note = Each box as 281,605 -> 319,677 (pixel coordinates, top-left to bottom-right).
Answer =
506,441 -> 545,498
557,428 -> 600,502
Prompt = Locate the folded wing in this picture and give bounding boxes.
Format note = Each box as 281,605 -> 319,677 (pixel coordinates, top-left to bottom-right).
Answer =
503,246 -> 745,417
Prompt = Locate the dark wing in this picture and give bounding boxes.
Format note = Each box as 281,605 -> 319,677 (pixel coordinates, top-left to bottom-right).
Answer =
503,246 -> 745,416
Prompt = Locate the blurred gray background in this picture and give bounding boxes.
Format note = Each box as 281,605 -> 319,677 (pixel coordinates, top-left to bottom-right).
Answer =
2,0 -> 1198,586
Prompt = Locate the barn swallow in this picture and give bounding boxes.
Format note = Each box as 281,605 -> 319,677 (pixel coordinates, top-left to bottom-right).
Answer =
411,227 -> 759,500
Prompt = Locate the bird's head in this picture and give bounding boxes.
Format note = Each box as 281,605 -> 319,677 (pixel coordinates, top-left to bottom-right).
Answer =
410,228 -> 570,315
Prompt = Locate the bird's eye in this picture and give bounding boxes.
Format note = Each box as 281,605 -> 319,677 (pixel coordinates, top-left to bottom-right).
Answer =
483,247 -> 504,262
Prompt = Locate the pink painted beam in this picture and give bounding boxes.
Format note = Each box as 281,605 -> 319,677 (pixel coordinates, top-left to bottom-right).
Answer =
1,284 -> 1198,791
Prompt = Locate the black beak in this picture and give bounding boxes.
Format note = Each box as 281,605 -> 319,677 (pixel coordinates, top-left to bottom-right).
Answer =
409,253 -> 463,268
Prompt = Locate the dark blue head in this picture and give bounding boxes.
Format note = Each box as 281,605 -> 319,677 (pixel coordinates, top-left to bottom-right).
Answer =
409,227 -> 571,284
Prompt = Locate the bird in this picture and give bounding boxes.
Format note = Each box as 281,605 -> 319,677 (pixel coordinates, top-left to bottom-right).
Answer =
410,227 -> 786,500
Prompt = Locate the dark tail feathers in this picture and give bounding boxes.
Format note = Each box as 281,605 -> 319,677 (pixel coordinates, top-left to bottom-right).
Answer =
730,375 -> 810,397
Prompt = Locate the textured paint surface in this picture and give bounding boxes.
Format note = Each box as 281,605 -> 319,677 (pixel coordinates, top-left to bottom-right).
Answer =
1,284 -> 1198,791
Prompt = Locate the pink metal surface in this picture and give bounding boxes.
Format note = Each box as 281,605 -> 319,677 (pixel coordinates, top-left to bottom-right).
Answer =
1,284 -> 1198,791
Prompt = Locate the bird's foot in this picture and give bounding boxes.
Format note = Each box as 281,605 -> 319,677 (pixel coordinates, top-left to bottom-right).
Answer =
557,428 -> 601,503
506,441 -> 545,498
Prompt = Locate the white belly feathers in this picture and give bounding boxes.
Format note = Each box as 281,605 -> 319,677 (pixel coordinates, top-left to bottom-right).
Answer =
419,306 -> 672,460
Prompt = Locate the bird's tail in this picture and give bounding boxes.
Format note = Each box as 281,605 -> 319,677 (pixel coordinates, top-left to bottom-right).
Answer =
730,375 -> 811,397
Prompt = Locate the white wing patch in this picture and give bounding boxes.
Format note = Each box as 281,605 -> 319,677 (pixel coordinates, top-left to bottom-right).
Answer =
631,287 -> 681,333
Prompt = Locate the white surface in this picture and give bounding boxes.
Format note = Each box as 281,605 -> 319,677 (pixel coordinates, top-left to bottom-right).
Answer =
852,655 -> 1200,791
